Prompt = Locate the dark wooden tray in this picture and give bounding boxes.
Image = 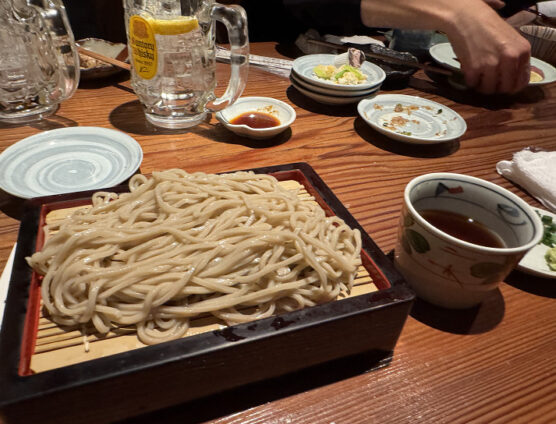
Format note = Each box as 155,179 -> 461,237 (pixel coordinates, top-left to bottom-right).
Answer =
0,162 -> 414,424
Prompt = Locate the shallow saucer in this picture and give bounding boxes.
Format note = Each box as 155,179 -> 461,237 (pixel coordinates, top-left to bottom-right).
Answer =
518,207 -> 556,279
357,94 -> 467,143
292,54 -> 386,91
291,77 -> 380,105
290,71 -> 379,97
0,127 -> 143,198
77,38 -> 128,80
216,97 -> 296,139
429,42 -> 556,85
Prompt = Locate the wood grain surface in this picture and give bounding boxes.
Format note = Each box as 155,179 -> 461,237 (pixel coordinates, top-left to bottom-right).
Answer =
0,42 -> 555,424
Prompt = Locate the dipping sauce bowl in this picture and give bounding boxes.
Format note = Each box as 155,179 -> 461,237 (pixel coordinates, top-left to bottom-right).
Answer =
216,97 -> 296,139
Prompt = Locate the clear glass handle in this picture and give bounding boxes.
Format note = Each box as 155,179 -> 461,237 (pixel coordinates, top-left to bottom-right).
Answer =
28,0 -> 80,101
207,3 -> 249,112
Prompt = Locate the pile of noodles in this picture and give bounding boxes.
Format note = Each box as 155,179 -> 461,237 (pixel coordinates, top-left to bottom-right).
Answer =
27,169 -> 362,345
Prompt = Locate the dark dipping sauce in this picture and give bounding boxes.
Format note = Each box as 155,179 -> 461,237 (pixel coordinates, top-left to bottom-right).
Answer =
230,111 -> 280,128
419,209 -> 505,248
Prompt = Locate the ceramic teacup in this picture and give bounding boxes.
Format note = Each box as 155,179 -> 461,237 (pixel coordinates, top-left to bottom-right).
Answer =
394,173 -> 543,309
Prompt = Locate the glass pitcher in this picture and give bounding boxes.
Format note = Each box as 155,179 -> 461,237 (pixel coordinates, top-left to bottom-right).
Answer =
123,0 -> 249,129
0,0 -> 79,124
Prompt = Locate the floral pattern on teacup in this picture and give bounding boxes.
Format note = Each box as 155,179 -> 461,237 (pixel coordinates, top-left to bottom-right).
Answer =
400,210 -> 509,286
434,182 -> 463,196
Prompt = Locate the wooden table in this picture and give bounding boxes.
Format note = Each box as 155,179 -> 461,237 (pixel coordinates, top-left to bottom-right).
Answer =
0,42 -> 555,424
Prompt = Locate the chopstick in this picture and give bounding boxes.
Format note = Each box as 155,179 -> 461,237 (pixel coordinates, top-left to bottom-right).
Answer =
306,38 -> 454,76
77,46 -> 131,71
525,7 -> 546,18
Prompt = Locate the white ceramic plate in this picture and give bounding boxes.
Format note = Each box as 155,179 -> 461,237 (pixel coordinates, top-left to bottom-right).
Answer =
357,94 -> 467,143
292,78 -> 380,105
429,42 -> 556,85
77,38 -> 128,80
290,71 -> 379,97
518,207 -> 556,279
215,97 -> 296,139
292,54 -> 386,91
530,57 -> 556,85
0,127 -> 143,198
429,43 -> 461,71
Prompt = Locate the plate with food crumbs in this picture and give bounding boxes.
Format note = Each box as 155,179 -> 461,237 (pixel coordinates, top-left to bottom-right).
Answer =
77,38 -> 128,80
292,54 -> 386,91
429,42 -> 556,85
357,94 -> 467,143
518,207 -> 556,279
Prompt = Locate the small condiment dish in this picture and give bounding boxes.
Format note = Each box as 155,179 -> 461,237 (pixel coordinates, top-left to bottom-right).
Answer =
216,97 -> 296,139
76,38 -> 128,80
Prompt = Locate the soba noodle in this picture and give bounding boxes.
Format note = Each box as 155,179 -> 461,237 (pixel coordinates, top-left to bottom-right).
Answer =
27,169 -> 362,345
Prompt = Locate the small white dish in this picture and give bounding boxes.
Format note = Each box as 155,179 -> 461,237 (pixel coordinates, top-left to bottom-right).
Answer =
77,38 -> 128,80
429,43 -> 461,71
429,42 -> 556,85
216,97 -> 296,139
530,57 -> 556,85
292,77 -> 380,105
518,207 -> 556,279
290,71 -> 379,97
357,94 -> 467,143
0,127 -> 143,198
292,54 -> 386,91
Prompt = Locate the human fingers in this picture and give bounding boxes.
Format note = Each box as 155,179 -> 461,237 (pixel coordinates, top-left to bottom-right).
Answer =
497,54 -> 519,94
457,31 -> 530,93
483,0 -> 506,10
476,60 -> 499,94
496,38 -> 530,93
511,43 -> 531,93
498,40 -> 530,93
462,62 -> 481,90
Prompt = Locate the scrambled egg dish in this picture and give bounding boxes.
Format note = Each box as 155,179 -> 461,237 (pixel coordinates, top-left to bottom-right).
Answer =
313,64 -> 367,85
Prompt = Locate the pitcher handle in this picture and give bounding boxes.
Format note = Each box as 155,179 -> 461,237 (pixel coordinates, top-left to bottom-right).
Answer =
33,0 -> 80,101
207,3 -> 249,112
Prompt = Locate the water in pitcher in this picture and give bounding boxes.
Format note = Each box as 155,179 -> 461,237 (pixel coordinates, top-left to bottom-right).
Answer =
125,0 -> 216,127
0,0 -> 79,123
0,25 -> 59,115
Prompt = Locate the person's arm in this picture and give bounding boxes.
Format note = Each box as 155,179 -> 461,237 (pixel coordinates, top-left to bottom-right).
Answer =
360,0 -> 531,94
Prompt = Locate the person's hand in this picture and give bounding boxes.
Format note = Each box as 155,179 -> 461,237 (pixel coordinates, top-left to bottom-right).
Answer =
446,4 -> 531,94
483,0 -> 506,9
359,0 -> 530,94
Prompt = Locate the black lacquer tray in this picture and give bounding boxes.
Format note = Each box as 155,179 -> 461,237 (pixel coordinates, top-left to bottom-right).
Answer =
0,162 -> 414,424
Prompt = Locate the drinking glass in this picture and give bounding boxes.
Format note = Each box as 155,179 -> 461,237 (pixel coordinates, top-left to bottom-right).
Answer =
0,0 -> 79,124
123,0 -> 249,129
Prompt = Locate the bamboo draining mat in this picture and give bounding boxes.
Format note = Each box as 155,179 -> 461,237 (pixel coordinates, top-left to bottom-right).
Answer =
29,180 -> 377,373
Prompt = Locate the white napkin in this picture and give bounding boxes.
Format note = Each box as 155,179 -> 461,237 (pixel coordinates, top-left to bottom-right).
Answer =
537,1 -> 556,17
0,243 -> 17,331
496,149 -> 556,213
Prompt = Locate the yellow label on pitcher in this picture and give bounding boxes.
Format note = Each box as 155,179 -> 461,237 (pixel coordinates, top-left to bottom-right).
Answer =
129,15 -> 157,79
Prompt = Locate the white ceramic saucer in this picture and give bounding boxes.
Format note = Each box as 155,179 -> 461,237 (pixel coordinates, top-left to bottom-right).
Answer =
429,42 -> 556,85
292,54 -> 386,91
292,78 -> 380,105
290,71 -> 379,97
216,97 -> 296,139
518,207 -> 556,279
357,94 -> 467,143
0,127 -> 143,198
77,38 -> 128,80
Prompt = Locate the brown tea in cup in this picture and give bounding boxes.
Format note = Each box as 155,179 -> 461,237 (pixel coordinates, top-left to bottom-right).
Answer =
418,209 -> 505,248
